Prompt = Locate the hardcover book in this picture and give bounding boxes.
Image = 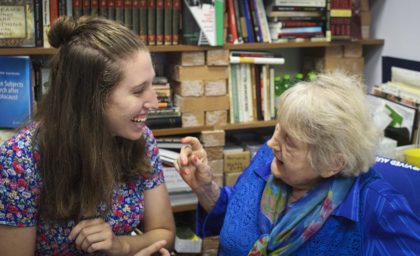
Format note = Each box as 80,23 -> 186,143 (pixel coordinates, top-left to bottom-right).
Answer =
0,56 -> 33,128
0,1 -> 36,47
182,0 -> 224,46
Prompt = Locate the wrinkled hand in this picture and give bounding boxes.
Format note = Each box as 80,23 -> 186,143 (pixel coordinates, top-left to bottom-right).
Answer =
134,240 -> 170,256
174,136 -> 212,190
68,218 -> 127,255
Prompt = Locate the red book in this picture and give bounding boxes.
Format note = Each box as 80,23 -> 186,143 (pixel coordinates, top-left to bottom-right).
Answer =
132,0 -> 140,34
226,0 -> 238,44
124,0 -> 133,30
50,0 -> 59,26
99,0 -> 107,17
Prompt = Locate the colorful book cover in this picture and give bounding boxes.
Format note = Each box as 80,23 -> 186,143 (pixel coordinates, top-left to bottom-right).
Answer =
0,56 -> 33,129
182,0 -> 224,46
0,1 -> 36,47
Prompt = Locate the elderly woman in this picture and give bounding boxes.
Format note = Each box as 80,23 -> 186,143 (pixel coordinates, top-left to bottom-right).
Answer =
175,72 -> 420,255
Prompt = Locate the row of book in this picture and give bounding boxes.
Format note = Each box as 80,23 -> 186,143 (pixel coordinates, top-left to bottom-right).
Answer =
266,0 -> 328,42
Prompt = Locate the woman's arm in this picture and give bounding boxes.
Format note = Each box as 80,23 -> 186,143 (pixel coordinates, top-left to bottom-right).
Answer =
119,183 -> 175,255
0,225 -> 36,256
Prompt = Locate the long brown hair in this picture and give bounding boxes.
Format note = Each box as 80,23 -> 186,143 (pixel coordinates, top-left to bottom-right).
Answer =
34,16 -> 152,220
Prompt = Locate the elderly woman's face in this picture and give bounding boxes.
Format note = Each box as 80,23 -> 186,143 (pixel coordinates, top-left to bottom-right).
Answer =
267,124 -> 323,191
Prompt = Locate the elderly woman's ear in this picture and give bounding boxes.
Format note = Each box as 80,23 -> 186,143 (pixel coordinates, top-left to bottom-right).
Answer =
320,154 -> 347,178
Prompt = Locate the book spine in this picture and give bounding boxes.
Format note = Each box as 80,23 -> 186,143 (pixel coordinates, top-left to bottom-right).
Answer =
124,0 -> 133,30
242,0 -> 254,43
247,0 -> 260,42
146,116 -> 182,129
132,0 -> 140,34
43,0 -> 51,47
139,0 -> 147,42
171,0 -> 180,45
214,0 -> 224,46
91,0 -> 99,15
107,0 -> 116,20
147,0 -> 156,45
233,0 -> 244,43
99,0 -> 108,17
73,0 -> 82,18
271,6 -> 326,12
163,0 -> 172,45
82,0 -> 90,15
34,0 -> 44,47
226,0 -> 238,44
230,56 -> 285,65
155,0 -> 164,45
58,0 -> 67,16
50,0 -> 59,25
115,0 -> 124,24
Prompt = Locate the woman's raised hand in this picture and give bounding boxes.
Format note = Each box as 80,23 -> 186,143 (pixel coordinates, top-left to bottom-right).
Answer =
174,136 -> 213,190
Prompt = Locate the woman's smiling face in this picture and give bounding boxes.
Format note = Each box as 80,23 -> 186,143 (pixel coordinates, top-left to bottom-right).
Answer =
103,50 -> 159,140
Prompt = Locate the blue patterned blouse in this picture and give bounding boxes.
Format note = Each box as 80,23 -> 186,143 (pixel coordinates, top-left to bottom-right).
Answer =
197,144 -> 420,255
0,123 -> 164,255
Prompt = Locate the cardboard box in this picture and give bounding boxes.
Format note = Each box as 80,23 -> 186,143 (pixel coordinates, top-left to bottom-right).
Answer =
181,111 -> 204,127
324,57 -> 364,76
208,159 -> 224,175
200,130 -> 225,147
175,51 -> 206,66
175,95 -> 230,112
224,172 -> 242,186
171,65 -> 228,81
361,0 -> 369,11
325,46 -> 343,58
206,110 -> 228,126
173,80 -> 204,96
223,151 -> 250,173
205,79 -> 227,96
206,49 -> 229,66
206,146 -> 224,161
361,11 -> 371,25
344,44 -> 363,58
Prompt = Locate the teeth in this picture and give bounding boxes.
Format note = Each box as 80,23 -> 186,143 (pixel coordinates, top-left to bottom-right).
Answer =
132,117 -> 146,123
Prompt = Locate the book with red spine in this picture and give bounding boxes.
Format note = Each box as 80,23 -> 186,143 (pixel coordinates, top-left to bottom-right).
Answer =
50,0 -> 59,25
171,0 -> 180,45
91,0 -> 99,15
115,0 -> 124,24
226,0 -> 238,44
124,0 -> 133,30
82,0 -> 90,15
147,0 -> 156,45
99,0 -> 107,16
139,0 -> 147,43
73,0 -> 82,18
107,0 -> 115,20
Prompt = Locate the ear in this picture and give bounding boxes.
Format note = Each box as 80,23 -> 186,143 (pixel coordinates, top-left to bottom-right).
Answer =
320,154 -> 347,178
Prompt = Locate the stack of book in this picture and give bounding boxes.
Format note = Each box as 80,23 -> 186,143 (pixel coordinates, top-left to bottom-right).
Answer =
329,0 -> 353,40
266,0 -> 328,42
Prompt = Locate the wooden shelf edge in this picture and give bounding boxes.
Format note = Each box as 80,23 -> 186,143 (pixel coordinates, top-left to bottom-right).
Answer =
215,120 -> 278,131
151,125 -> 213,137
172,203 -> 196,213
0,39 -> 384,56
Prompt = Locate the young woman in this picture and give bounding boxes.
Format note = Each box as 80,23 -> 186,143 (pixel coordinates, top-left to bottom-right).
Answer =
0,16 -> 175,255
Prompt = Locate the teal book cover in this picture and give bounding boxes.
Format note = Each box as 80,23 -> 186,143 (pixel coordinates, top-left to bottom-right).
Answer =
0,56 -> 33,128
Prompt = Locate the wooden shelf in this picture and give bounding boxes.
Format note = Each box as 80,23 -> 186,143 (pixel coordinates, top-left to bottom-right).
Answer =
151,125 -> 212,137
216,120 -> 277,131
172,203 -> 196,213
0,39 -> 384,56
152,120 -> 278,136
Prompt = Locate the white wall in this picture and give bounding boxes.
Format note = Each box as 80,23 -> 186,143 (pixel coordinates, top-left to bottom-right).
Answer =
365,0 -> 420,87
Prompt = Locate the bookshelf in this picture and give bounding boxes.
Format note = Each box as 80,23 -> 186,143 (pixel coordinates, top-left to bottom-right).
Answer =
0,39 -> 384,56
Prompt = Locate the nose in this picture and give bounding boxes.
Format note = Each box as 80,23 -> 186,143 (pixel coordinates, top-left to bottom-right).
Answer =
267,124 -> 281,151
145,87 -> 160,110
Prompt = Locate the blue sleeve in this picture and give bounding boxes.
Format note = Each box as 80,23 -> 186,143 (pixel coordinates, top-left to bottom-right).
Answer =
363,189 -> 420,255
196,186 -> 233,237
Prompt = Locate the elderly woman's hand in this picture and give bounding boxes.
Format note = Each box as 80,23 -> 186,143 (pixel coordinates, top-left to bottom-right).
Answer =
174,136 -> 213,190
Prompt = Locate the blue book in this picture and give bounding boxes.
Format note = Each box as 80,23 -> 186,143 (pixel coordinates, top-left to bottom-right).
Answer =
0,56 -> 33,128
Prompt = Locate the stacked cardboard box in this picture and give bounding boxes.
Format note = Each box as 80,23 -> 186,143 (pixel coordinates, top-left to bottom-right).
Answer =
200,130 -> 225,187
170,50 -> 230,127
324,44 -> 364,76
360,0 -> 371,39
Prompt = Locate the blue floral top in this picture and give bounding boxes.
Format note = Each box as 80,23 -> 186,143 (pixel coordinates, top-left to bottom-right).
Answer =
0,123 -> 164,255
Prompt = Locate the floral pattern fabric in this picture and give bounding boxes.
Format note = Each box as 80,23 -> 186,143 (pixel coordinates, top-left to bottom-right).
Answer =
0,123 -> 164,255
